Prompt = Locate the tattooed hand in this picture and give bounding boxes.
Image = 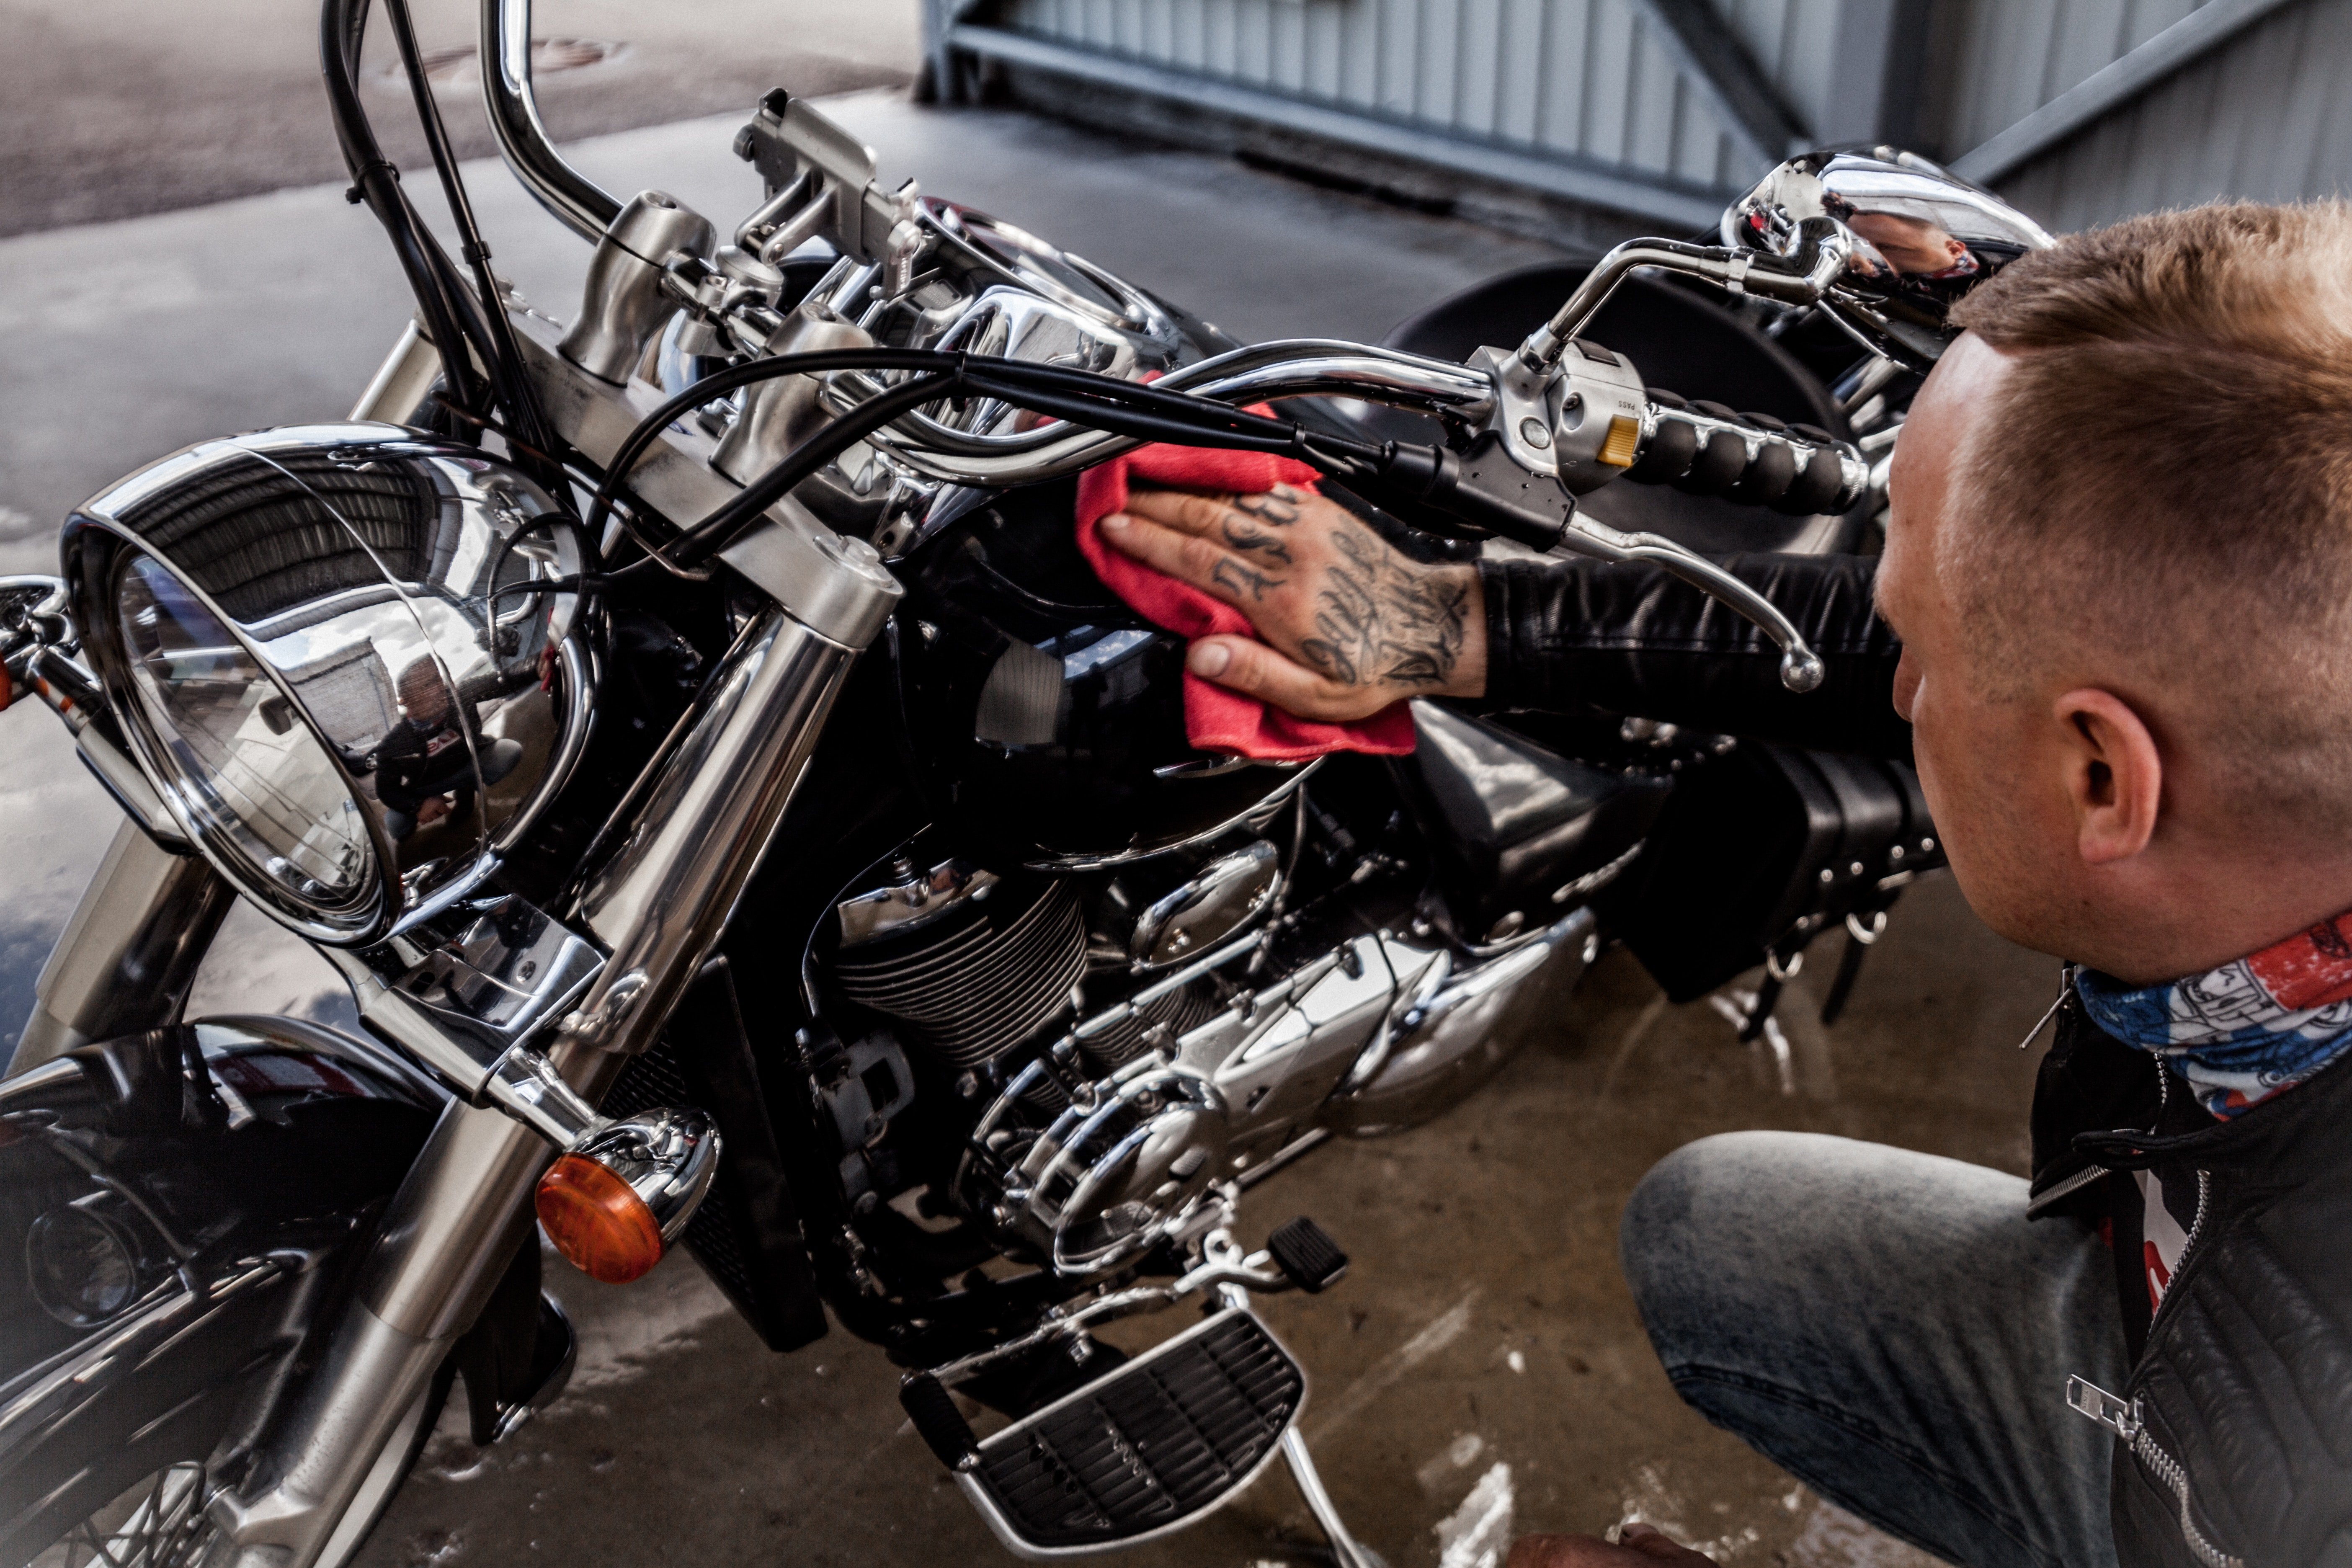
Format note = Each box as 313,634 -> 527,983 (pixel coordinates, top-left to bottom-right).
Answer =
1101,483 -> 1486,722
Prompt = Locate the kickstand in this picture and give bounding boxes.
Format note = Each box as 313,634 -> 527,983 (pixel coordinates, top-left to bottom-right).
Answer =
1280,1427 -> 1386,1568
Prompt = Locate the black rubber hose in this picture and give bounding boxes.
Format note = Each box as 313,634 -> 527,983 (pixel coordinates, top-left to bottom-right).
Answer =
666,372 -> 961,569
582,348 -> 974,549
580,348 -> 1339,560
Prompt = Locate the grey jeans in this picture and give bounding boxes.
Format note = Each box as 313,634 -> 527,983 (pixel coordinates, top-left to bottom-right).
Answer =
1619,1132 -> 2128,1568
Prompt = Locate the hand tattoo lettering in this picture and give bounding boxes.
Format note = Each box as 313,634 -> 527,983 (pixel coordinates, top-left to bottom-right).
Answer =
1231,485 -> 1304,526
1295,528 -> 1469,691
1212,556 -> 1284,603
1221,514 -> 1295,564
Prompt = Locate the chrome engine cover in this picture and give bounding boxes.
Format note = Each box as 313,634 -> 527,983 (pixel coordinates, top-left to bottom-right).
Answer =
957,908 -> 1596,1276
972,1055 -> 1230,1274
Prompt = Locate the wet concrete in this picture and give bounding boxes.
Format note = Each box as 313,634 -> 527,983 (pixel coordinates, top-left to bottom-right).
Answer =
0,80 -> 2052,1568
356,873 -> 2044,1568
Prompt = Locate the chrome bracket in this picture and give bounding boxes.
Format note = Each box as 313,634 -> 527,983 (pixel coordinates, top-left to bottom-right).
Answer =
325,892 -> 604,1117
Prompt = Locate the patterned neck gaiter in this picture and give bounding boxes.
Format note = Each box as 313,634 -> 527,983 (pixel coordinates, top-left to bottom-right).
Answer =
2075,913 -> 2352,1119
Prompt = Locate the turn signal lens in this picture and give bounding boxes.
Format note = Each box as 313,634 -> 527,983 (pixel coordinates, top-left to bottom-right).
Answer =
536,1154 -> 665,1284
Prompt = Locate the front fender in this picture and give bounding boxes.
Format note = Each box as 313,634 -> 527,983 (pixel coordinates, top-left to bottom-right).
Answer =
0,1016 -> 440,1558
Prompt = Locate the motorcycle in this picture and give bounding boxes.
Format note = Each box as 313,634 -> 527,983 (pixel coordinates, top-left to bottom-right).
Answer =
0,3 -> 2055,1563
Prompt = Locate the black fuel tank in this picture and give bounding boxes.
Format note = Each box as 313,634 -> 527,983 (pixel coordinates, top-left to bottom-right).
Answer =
893,478 -> 1298,868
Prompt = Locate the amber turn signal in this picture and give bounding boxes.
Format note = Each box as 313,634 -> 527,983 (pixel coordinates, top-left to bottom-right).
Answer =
536,1154 -> 665,1284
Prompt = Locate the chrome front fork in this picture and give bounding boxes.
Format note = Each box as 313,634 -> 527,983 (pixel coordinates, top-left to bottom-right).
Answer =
203,593 -> 889,1566
9,819 -> 231,1075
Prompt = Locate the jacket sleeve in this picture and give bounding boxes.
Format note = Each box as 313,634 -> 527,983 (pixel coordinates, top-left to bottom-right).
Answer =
1476,552 -> 1910,758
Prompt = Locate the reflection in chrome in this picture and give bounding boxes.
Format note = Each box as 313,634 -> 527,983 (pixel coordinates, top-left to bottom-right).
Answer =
1726,149 -> 2055,367
838,857 -> 999,949
1128,840 -> 1281,970
563,1104 -> 722,1241
63,425 -> 595,945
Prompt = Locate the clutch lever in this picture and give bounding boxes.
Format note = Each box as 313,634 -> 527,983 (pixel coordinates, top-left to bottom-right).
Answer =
1554,518 -> 1827,694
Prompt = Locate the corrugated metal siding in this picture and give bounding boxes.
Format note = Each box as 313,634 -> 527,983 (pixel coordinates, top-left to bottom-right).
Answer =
1921,0 -> 2215,155
992,0 -> 1860,196
969,0 -> 2352,229
1993,0 -> 2352,228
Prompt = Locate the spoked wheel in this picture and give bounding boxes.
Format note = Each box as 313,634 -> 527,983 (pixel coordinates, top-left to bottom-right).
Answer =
28,1462 -> 215,1568
23,1372 -> 448,1568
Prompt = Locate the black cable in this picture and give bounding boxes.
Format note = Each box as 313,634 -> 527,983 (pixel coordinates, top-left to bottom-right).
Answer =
582,348 -> 1333,552
563,343 -> 1402,578
380,0 -> 567,490
668,372 -> 961,569
954,375 -> 1297,453
319,0 -> 486,421
581,348 -> 975,548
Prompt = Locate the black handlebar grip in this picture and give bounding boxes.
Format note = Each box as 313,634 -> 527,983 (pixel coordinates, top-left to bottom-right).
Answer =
1783,443 -> 1850,514
1632,392 -> 1864,516
1725,437 -> 1796,506
1677,423 -> 1749,494
1626,413 -> 1697,484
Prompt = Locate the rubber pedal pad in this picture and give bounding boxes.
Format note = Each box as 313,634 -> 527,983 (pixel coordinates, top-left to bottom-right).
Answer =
1268,1216 -> 1349,1292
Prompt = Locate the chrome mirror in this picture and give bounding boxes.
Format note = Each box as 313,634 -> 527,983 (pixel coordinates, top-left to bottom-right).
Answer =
1725,149 -> 2055,369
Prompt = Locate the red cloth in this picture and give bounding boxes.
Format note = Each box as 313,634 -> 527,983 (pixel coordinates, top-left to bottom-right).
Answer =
1073,438 -> 1417,761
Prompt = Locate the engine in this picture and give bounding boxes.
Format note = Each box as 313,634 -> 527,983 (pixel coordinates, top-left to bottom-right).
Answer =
814,815 -> 1304,1278
806,710 -> 1638,1283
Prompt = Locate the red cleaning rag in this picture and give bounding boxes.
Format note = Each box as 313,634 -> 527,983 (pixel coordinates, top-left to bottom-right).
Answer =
1074,438 -> 1417,761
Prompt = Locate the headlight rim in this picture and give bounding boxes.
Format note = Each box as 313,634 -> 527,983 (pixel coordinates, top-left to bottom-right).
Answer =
61,423 -> 598,951
71,521 -> 399,945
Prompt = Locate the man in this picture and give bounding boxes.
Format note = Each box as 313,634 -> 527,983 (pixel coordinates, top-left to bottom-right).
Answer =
1099,202 -> 2352,1566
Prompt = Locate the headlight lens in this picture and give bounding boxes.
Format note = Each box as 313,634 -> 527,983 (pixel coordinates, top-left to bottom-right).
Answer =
114,554 -> 376,921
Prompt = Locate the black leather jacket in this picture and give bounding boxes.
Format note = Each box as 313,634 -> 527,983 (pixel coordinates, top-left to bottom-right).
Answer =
1481,553 -> 2337,1567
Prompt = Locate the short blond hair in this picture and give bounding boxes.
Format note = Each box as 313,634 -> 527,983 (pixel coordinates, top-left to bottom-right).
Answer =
1942,201 -> 2352,829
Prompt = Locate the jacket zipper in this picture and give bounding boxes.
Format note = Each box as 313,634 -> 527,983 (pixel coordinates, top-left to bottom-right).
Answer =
2024,1161 -> 2107,1218
2066,1063 -> 2237,1568
2067,1378 -> 2243,1568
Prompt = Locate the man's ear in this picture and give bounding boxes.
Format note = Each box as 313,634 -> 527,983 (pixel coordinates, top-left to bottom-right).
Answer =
2053,688 -> 2162,865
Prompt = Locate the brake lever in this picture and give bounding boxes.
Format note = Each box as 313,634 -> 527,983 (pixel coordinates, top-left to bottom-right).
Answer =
1554,518 -> 1827,693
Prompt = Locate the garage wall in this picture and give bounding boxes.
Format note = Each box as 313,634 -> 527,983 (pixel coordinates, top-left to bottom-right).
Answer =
934,0 -> 2352,234
1977,0 -> 2352,228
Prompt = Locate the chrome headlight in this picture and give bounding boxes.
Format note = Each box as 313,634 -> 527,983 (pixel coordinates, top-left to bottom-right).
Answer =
65,426 -> 596,945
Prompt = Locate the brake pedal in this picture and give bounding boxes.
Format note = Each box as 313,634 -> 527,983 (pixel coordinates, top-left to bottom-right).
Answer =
899,1372 -> 978,1470
1268,1216 -> 1349,1293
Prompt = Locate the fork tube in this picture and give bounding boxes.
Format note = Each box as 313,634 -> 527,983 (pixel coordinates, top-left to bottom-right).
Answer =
553,604 -> 869,1082
205,1094 -> 553,1566
209,583 -> 890,1565
8,820 -> 231,1075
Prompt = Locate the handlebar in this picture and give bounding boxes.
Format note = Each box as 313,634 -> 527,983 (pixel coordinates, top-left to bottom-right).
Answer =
1625,391 -> 1869,515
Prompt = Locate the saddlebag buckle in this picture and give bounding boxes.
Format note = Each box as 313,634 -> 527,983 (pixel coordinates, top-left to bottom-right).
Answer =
951,1306 -> 1305,1557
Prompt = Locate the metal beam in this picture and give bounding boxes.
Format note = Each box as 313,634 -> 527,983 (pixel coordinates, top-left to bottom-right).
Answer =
1952,0 -> 2310,185
941,24 -> 1733,232
1626,0 -> 1811,167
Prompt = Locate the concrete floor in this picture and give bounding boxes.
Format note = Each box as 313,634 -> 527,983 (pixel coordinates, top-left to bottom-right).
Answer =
0,77 -> 2055,1568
